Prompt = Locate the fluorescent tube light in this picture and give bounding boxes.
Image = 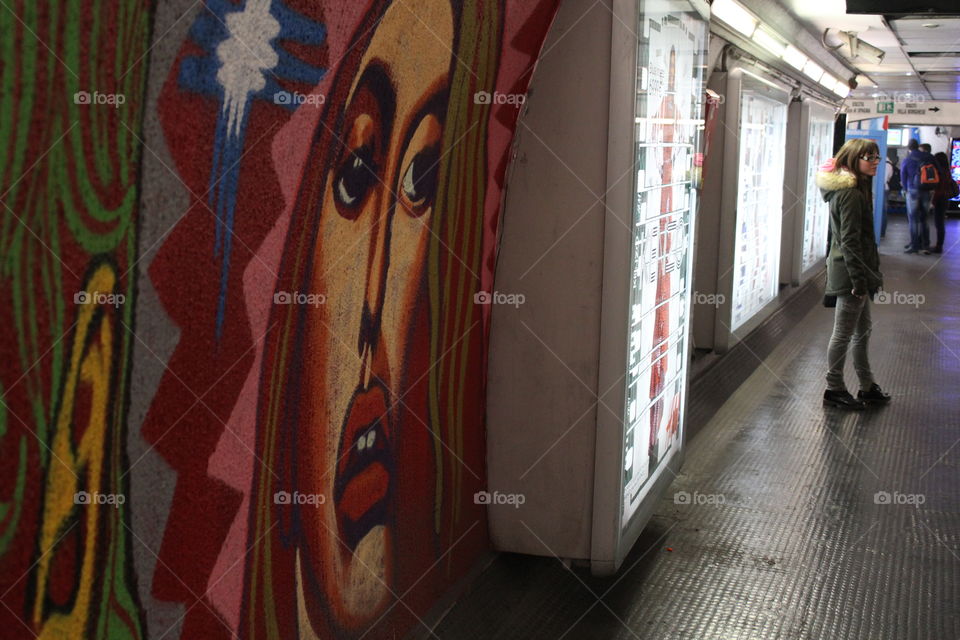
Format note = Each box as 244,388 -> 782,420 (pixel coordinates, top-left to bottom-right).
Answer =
819,72 -> 838,89
712,0 -> 757,37
753,28 -> 786,57
803,60 -> 825,82
782,45 -> 808,70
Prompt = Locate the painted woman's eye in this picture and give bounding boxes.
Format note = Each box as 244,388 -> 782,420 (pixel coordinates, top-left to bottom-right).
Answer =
399,145 -> 439,215
334,145 -> 377,215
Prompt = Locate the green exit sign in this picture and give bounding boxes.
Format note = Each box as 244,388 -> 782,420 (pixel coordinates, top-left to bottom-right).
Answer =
876,101 -> 894,113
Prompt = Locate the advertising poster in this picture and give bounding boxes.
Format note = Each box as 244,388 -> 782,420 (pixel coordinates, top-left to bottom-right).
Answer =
731,88 -> 787,329
622,0 -> 707,527
801,116 -> 835,273
950,139 -> 960,199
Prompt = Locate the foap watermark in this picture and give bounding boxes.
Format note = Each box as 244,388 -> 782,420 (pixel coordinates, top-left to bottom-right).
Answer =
274,490 -> 326,506
892,92 -> 926,105
874,291 -> 925,308
474,490 -> 525,509
474,91 -> 525,107
74,291 -> 125,308
674,490 -> 726,506
474,290 -> 525,308
693,291 -> 724,308
874,491 -> 925,506
74,491 -> 125,507
274,290 -> 326,307
274,90 -> 325,108
74,91 -> 125,109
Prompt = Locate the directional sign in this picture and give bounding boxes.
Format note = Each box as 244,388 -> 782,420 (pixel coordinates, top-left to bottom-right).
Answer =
841,100 -> 960,125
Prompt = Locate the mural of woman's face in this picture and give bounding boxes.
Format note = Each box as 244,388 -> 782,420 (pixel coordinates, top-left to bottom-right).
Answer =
296,0 -> 453,632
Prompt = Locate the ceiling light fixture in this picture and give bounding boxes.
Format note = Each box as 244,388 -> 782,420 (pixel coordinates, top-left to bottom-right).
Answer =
782,45 -> 808,71
712,0 -> 758,37
753,28 -> 786,57
803,60 -> 825,82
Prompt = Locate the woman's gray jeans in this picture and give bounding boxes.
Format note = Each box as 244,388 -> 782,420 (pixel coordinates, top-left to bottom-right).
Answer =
826,293 -> 876,392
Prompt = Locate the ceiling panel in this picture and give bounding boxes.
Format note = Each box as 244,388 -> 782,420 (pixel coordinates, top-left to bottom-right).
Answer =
890,17 -> 960,42
930,89 -> 960,100
912,56 -> 960,72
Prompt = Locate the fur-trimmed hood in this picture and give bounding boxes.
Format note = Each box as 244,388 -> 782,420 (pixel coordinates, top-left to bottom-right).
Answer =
816,158 -> 859,202
816,168 -> 857,192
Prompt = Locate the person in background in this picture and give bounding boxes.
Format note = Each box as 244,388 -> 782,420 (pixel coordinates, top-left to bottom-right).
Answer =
918,143 -> 936,250
931,151 -> 958,254
817,138 -> 890,410
900,139 -> 935,255
882,154 -> 895,239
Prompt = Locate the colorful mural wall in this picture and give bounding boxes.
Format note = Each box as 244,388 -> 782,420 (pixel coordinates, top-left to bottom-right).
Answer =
0,1 -> 559,638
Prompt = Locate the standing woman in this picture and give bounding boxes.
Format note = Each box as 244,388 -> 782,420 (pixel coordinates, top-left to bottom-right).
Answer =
817,139 -> 891,409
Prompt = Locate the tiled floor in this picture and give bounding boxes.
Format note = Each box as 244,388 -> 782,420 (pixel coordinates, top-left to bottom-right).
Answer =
434,216 -> 960,639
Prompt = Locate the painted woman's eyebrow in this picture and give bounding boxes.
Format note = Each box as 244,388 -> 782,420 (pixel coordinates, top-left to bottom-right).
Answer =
353,61 -> 396,143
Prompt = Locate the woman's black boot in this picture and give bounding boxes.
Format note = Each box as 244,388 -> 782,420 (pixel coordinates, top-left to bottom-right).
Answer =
823,389 -> 866,410
857,384 -> 891,404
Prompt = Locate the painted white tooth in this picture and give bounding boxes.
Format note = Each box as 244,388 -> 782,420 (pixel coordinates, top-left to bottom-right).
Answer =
367,430 -> 377,448
357,436 -> 366,452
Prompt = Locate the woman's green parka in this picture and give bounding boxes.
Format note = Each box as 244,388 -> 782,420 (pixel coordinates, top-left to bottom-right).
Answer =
816,167 -> 883,296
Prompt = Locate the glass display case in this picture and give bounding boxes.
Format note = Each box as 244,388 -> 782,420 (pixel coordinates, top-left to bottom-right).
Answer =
801,113 -> 834,273
622,0 -> 707,527
484,0 -> 709,576
730,78 -> 788,330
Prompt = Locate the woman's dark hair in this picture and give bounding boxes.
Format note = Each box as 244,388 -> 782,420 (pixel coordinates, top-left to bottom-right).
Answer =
934,151 -> 949,170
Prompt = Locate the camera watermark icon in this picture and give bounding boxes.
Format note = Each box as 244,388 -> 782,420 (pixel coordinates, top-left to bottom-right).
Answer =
74,291 -> 125,308
474,91 -> 525,107
273,291 -> 326,307
474,490 -> 525,509
674,491 -> 725,506
74,91 -> 126,109
874,291 -> 924,308
693,291 -> 724,308
874,491 -> 925,506
273,91 -> 325,107
473,290 -> 525,308
74,491 -> 125,507
274,490 -> 326,506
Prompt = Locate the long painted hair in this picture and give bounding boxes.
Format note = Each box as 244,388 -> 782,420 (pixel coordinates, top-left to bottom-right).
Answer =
241,1 -> 501,637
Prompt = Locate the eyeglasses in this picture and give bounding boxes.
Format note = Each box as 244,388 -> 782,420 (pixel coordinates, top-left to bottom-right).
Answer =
860,154 -> 881,163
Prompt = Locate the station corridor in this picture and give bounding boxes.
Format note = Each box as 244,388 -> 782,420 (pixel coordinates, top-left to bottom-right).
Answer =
435,216 -> 960,640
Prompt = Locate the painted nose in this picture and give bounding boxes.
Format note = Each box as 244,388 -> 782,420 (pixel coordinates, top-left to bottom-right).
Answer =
357,190 -> 394,361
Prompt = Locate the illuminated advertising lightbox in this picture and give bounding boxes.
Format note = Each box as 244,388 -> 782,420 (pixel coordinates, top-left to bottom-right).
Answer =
622,0 -> 707,527
802,115 -> 834,272
951,139 -> 960,200
730,85 -> 788,330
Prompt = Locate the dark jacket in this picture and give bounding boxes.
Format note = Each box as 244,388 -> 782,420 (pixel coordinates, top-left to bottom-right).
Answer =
900,149 -> 937,191
817,168 -> 883,296
933,164 -> 957,205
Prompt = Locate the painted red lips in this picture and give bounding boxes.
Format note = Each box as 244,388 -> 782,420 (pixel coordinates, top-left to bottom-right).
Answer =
334,382 -> 393,550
